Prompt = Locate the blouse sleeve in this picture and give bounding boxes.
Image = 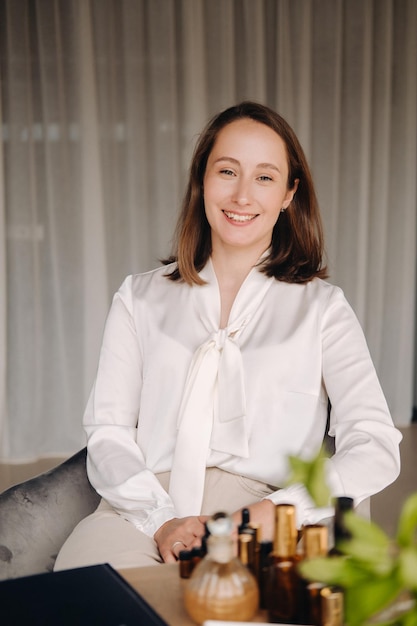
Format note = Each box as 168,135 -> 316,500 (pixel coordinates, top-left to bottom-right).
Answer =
321,285 -> 401,502
265,284 -> 402,527
83,276 -> 177,537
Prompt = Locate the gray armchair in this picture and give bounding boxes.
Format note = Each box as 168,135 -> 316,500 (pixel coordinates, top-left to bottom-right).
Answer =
0,448 -> 100,580
0,436 -> 369,582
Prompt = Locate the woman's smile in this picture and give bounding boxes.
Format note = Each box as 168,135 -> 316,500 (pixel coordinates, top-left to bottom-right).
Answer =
222,210 -> 258,223
203,118 -> 297,256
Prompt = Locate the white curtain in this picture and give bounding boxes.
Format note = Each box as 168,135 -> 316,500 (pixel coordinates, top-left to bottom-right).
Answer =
0,0 -> 416,461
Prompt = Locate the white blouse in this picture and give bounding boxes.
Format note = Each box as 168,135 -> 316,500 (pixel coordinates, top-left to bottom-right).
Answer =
84,260 -> 401,536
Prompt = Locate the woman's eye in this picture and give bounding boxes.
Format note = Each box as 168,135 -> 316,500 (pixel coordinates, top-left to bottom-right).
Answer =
258,175 -> 273,182
219,168 -> 235,176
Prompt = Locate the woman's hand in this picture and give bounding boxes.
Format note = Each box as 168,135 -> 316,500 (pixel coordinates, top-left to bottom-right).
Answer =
154,515 -> 209,563
231,499 -> 275,543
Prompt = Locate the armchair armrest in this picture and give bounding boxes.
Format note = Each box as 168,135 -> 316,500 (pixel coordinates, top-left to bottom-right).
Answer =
0,447 -> 100,579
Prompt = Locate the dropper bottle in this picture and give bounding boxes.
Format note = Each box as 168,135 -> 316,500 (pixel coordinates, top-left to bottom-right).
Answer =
183,512 -> 259,624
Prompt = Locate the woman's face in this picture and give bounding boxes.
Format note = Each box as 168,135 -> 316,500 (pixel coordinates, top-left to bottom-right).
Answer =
203,118 -> 297,257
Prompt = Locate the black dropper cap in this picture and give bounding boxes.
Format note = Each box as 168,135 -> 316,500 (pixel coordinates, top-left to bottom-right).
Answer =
238,507 -> 255,536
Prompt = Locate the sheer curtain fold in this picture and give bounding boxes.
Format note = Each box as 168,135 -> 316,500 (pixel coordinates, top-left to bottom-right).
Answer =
311,0 -> 344,268
0,94 -> 7,455
78,0 -> 109,394
179,0 -> 208,163
0,0 -> 416,460
380,0 -> 417,424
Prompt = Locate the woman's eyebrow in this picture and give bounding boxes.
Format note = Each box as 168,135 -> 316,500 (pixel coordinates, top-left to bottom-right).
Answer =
257,162 -> 280,172
212,156 -> 240,165
213,156 -> 280,172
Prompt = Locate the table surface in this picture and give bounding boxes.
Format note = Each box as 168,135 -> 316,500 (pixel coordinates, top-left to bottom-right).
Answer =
119,562 -> 269,625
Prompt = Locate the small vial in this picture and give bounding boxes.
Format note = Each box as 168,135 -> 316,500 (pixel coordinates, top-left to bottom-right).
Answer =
238,533 -> 256,576
179,549 -> 194,579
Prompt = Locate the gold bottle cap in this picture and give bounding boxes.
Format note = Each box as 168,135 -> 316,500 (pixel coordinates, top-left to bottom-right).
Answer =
273,504 -> 297,557
321,587 -> 344,626
249,522 -> 261,543
303,524 -> 328,559
238,533 -> 255,566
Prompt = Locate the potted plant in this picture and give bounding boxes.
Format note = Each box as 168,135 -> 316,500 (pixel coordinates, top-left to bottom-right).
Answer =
287,453 -> 417,625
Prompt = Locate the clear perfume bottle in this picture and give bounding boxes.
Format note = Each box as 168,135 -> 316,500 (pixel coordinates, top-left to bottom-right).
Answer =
183,512 -> 259,624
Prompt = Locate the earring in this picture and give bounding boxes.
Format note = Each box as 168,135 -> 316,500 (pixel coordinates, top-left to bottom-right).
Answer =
280,207 -> 286,213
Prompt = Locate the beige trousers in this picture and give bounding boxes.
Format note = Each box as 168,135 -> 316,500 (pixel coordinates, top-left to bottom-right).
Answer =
54,468 -> 275,572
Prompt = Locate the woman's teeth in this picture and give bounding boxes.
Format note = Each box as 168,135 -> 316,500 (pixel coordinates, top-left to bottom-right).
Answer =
223,211 -> 256,222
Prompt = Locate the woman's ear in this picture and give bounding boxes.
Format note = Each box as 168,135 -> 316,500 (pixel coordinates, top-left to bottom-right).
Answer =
283,178 -> 299,209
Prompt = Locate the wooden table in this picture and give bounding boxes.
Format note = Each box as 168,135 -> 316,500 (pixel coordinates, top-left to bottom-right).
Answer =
119,563 -> 269,625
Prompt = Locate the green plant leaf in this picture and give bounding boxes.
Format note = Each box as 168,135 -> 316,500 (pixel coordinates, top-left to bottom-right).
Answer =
399,548 -> 417,591
338,512 -> 394,575
344,575 -> 403,626
343,511 -> 391,548
397,493 -> 417,548
401,606 -> 417,626
287,450 -> 331,507
298,555 -> 372,587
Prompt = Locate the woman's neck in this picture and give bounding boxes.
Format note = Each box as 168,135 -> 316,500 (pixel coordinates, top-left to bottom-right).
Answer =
211,246 -> 266,328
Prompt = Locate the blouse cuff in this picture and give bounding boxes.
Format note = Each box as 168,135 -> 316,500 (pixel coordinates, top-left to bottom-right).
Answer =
265,483 -> 334,528
132,505 -> 177,538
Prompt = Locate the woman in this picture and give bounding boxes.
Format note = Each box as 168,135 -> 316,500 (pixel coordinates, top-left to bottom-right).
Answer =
55,101 -> 401,571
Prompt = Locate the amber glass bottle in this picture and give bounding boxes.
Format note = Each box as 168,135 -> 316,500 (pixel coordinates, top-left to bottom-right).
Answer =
249,522 -> 261,580
329,496 -> 354,555
238,532 -> 257,576
267,504 -> 299,624
320,586 -> 344,626
298,524 -> 329,625
258,539 -> 273,610
238,507 -> 252,534
179,549 -> 194,579
183,512 -> 259,625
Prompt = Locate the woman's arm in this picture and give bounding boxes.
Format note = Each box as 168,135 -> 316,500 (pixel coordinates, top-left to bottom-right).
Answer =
321,286 -> 402,501
83,276 -> 177,537
257,285 -> 401,529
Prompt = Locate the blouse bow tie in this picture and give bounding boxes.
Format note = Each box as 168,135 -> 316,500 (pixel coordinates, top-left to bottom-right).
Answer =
169,263 -> 273,517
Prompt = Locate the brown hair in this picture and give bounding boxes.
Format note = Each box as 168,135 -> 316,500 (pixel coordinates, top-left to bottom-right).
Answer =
164,101 -> 327,284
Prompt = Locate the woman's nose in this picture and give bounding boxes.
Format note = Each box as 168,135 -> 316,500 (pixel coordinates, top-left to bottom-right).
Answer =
232,177 -> 252,206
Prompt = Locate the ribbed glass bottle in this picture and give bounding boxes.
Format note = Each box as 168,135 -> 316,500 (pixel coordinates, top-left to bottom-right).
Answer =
183,512 -> 259,624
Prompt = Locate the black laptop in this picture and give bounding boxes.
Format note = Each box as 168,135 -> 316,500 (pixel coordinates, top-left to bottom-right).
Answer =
0,563 -> 168,625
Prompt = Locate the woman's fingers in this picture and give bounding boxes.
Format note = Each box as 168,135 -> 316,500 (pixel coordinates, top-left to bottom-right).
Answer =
154,516 -> 208,562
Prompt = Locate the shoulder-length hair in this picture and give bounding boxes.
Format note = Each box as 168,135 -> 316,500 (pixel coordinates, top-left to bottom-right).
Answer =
164,101 -> 328,284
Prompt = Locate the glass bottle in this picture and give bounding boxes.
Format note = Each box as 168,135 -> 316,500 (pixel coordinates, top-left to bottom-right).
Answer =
179,549 -> 194,579
258,539 -> 273,609
238,507 -> 252,534
329,496 -> 354,556
200,522 -> 210,558
238,532 -> 256,576
298,524 -> 329,625
267,503 -> 299,624
320,586 -> 344,626
249,522 -> 261,580
183,512 -> 259,625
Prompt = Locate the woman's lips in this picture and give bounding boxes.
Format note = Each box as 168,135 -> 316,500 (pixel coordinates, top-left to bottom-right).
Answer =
222,210 -> 258,223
